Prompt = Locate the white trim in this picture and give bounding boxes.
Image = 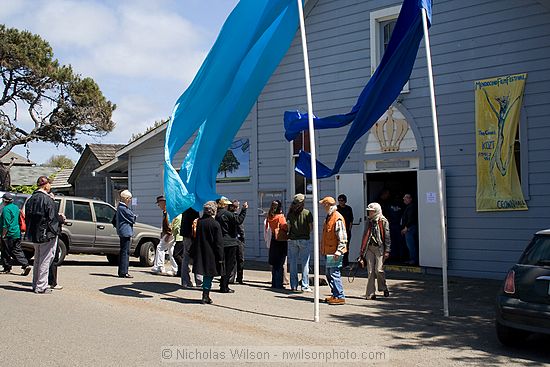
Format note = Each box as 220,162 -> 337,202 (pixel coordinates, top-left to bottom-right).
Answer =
369,5 -> 409,93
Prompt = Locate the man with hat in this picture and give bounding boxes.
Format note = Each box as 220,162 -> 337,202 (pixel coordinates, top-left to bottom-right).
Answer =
287,193 -> 313,292
25,175 -> 61,293
151,195 -> 179,276
360,202 -> 391,300
0,192 -> 31,275
319,196 -> 347,305
215,196 -> 248,293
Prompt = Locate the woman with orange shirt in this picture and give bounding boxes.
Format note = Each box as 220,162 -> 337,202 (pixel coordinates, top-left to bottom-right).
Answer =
266,200 -> 288,289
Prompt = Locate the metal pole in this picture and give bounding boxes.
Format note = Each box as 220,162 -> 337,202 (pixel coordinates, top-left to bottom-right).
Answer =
296,0 -> 320,322
422,8 -> 449,317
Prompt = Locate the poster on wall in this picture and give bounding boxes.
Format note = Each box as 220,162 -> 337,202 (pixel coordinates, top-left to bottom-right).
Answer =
216,137 -> 250,182
475,73 -> 528,212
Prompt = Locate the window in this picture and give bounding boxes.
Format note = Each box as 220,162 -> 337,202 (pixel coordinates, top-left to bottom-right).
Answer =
291,131 -> 312,195
94,203 -> 116,224
370,6 -> 409,93
65,200 -> 92,222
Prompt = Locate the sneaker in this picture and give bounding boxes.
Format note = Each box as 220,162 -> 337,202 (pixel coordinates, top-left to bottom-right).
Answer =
151,267 -> 163,274
327,297 -> 345,305
366,294 -> 377,300
35,288 -> 52,294
51,284 -> 64,290
0,268 -> 11,274
302,287 -> 313,293
21,266 -> 32,276
324,296 -> 335,302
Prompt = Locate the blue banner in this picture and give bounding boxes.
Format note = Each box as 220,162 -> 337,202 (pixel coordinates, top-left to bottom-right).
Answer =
164,0 -> 299,219
284,0 -> 432,178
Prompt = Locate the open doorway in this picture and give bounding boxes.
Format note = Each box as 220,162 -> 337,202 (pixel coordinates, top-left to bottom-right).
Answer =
366,171 -> 417,265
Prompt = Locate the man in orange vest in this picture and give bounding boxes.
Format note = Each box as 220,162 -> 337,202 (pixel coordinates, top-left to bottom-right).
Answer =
319,196 -> 347,305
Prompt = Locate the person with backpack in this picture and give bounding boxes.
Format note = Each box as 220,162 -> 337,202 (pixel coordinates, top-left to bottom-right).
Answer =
0,192 -> 31,276
360,202 -> 391,300
25,176 -> 61,293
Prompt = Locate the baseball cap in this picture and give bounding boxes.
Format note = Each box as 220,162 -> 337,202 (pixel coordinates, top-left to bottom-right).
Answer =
292,193 -> 305,203
2,192 -> 13,202
319,196 -> 336,206
156,195 -> 166,203
219,196 -> 232,205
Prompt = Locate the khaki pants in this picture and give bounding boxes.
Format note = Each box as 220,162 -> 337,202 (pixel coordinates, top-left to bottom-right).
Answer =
366,245 -> 387,297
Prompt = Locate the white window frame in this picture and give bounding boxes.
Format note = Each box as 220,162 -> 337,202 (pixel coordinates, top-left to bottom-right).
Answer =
370,5 -> 410,93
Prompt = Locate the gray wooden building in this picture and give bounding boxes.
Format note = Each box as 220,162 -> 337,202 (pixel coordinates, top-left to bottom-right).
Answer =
98,0 -> 550,279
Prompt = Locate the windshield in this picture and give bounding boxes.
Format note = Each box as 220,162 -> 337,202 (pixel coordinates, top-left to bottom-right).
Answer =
519,235 -> 550,265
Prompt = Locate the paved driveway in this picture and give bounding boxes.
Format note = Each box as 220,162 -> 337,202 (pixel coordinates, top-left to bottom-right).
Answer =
0,255 -> 548,366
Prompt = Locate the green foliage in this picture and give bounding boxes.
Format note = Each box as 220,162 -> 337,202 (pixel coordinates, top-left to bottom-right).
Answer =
129,119 -> 169,143
0,25 -> 116,158
218,149 -> 240,178
44,155 -> 75,169
11,184 -> 37,194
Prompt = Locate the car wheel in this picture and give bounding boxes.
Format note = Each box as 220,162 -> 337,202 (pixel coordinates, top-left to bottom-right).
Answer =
139,241 -> 156,267
106,254 -> 119,265
55,238 -> 67,266
496,321 -> 529,346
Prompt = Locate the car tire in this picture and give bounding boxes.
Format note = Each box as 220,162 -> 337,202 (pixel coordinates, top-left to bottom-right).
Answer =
496,321 -> 529,346
55,238 -> 67,266
106,254 -> 119,265
139,241 -> 156,267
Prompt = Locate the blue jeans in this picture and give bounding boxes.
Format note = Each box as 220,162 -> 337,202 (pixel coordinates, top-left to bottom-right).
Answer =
118,236 -> 131,276
326,265 -> 345,299
405,225 -> 418,264
288,239 -> 311,290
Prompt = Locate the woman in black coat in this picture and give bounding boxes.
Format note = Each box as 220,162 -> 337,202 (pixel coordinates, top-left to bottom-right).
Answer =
192,201 -> 224,304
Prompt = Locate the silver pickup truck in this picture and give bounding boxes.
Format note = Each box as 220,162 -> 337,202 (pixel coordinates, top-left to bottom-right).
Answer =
13,194 -> 160,266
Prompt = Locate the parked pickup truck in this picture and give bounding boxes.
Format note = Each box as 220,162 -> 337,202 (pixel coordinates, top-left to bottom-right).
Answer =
19,194 -> 160,266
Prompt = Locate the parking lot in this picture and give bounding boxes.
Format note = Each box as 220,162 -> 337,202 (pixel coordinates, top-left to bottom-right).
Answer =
0,254 -> 548,366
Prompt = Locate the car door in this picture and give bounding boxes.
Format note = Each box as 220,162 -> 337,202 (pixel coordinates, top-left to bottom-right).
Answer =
93,202 -> 119,252
64,199 -> 96,251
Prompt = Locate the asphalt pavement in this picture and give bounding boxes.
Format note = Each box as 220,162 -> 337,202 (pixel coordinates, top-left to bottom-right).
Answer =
0,255 -> 548,366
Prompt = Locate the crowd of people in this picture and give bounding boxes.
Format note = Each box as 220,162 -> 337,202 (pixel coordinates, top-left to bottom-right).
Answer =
0,176 -> 65,293
1,176 -> 418,305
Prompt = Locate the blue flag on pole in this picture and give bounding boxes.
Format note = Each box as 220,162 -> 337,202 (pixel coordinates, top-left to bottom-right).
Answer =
284,0 -> 432,178
164,0 -> 299,219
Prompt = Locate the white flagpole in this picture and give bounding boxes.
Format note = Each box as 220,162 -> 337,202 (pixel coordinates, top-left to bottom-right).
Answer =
296,0 -> 320,322
422,8 -> 449,317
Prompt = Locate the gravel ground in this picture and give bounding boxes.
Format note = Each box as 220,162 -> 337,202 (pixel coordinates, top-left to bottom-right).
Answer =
0,254 -> 548,366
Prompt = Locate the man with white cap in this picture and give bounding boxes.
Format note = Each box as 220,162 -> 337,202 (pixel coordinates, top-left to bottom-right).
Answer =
215,196 -> 248,293
360,202 -> 391,300
319,196 -> 347,305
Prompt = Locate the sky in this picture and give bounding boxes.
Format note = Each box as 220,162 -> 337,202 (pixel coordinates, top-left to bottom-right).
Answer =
0,0 -> 240,164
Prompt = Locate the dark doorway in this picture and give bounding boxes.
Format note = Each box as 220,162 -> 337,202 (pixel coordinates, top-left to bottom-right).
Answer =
366,171 -> 417,264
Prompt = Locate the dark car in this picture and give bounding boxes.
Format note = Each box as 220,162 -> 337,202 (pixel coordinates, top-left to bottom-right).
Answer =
496,228 -> 550,346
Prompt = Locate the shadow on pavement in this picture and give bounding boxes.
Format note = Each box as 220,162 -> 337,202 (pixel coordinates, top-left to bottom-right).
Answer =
89,273 -> 123,278
211,303 -> 309,322
331,273 -> 549,365
0,284 -> 32,293
100,281 -> 182,299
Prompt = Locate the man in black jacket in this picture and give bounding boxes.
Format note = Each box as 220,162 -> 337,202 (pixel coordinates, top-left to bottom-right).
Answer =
25,176 -> 60,294
401,193 -> 418,265
215,197 -> 247,293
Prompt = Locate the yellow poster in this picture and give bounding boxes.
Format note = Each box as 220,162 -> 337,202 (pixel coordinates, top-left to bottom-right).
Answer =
475,73 -> 527,211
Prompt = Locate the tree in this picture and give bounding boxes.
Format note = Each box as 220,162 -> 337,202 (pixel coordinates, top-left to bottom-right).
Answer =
44,154 -> 75,169
128,118 -> 168,143
0,25 -> 116,189
218,149 -> 240,178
